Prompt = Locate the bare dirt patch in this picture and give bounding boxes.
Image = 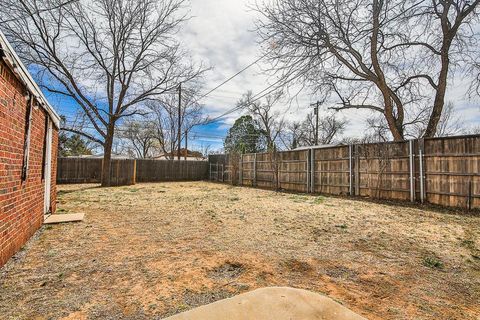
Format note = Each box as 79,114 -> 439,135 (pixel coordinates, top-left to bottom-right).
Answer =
208,261 -> 245,280
1,181 -> 479,319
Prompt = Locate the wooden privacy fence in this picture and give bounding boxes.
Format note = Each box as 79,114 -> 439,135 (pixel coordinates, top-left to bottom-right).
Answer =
209,134 -> 480,210
57,158 -> 208,186
135,159 -> 208,182
57,158 -> 136,186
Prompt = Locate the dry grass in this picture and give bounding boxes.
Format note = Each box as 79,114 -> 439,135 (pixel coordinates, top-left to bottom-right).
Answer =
1,181 -> 479,320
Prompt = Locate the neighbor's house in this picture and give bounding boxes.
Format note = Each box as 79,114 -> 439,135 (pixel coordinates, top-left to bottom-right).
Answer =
0,31 -> 60,267
155,148 -> 206,161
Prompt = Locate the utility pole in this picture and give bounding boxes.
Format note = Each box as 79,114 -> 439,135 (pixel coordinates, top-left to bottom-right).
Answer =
310,101 -> 320,146
177,83 -> 182,161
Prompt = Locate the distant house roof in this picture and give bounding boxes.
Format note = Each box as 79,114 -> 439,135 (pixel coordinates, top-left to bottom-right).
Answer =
155,148 -> 205,160
0,30 -> 60,128
154,155 -> 206,161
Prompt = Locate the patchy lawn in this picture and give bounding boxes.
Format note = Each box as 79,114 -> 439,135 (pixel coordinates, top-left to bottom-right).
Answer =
1,182 -> 479,320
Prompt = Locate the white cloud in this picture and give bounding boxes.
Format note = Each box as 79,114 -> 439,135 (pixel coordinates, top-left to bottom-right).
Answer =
177,0 -> 479,146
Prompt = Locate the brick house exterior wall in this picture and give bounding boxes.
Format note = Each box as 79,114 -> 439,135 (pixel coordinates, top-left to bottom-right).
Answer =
0,58 -> 59,267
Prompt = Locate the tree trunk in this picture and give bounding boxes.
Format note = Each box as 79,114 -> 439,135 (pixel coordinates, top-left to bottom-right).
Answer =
101,123 -> 115,187
424,41 -> 451,138
382,96 -> 404,141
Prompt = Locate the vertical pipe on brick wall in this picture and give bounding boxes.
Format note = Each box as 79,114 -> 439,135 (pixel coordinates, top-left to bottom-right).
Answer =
349,145 -> 353,196
409,140 -> 415,202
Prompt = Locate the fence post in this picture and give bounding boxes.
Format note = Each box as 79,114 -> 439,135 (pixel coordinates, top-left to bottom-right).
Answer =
311,148 -> 316,193
409,140 -> 415,202
221,164 -> 224,182
419,144 -> 425,204
253,153 -> 257,187
209,162 -> 212,181
468,180 -> 473,210
132,159 -> 137,185
306,149 -> 312,193
349,145 -> 353,196
239,154 -> 243,186
355,145 -> 360,196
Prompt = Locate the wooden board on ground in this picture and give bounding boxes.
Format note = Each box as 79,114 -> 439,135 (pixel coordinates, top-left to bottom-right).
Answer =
44,213 -> 85,224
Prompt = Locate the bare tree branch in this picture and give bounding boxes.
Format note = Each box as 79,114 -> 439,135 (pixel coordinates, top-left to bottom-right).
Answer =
2,0 -> 206,186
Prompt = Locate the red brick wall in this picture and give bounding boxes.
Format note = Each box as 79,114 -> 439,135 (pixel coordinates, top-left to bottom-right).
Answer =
0,60 -> 58,267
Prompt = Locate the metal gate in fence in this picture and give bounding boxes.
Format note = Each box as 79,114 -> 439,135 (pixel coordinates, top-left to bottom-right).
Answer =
209,162 -> 225,182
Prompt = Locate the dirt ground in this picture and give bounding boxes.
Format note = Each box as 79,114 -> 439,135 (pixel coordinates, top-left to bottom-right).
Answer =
1,182 -> 479,320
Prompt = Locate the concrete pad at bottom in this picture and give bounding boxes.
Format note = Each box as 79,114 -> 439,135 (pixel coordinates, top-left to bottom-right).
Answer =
44,213 -> 85,224
163,287 -> 366,320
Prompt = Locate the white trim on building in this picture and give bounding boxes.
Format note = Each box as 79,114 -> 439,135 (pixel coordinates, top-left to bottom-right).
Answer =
0,30 -> 60,128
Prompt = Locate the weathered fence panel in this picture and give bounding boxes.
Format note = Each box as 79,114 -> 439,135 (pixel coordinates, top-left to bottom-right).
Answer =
57,158 -> 135,186
255,152 -> 276,190
356,141 -> 411,201
423,135 -> 480,209
241,153 -> 255,187
58,158 -> 208,185
279,150 -> 309,192
109,160 -> 136,186
314,146 -> 350,195
136,160 -> 208,182
208,134 -> 480,210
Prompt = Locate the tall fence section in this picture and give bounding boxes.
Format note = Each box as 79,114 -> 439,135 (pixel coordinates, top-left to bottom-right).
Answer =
57,158 -> 208,186
209,135 -> 480,210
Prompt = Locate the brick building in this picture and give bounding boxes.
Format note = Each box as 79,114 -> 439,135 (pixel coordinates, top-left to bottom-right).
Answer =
0,31 -> 60,267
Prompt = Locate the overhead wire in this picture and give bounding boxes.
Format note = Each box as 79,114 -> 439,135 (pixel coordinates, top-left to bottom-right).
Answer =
201,76 -> 285,125
61,48 -> 284,144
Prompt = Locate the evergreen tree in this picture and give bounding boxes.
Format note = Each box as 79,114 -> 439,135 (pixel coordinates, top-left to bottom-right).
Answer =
224,116 -> 263,154
59,133 -> 93,157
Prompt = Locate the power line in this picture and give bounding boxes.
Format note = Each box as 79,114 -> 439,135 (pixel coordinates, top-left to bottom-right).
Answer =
61,48 -> 284,139
196,51 -> 269,102
202,77 -> 285,125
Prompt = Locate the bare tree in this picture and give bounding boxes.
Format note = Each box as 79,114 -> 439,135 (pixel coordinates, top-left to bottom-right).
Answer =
256,0 -> 480,141
239,91 -> 286,151
118,119 -> 157,159
418,101 -> 465,137
281,112 -> 347,149
198,143 -> 212,158
147,85 -> 205,159
469,126 -> 480,135
281,121 -> 304,150
365,101 -> 466,139
0,0 -> 78,23
302,112 -> 347,146
2,0 -> 204,186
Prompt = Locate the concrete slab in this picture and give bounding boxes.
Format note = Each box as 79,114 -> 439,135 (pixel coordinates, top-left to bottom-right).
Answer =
163,287 -> 366,320
44,213 -> 85,224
